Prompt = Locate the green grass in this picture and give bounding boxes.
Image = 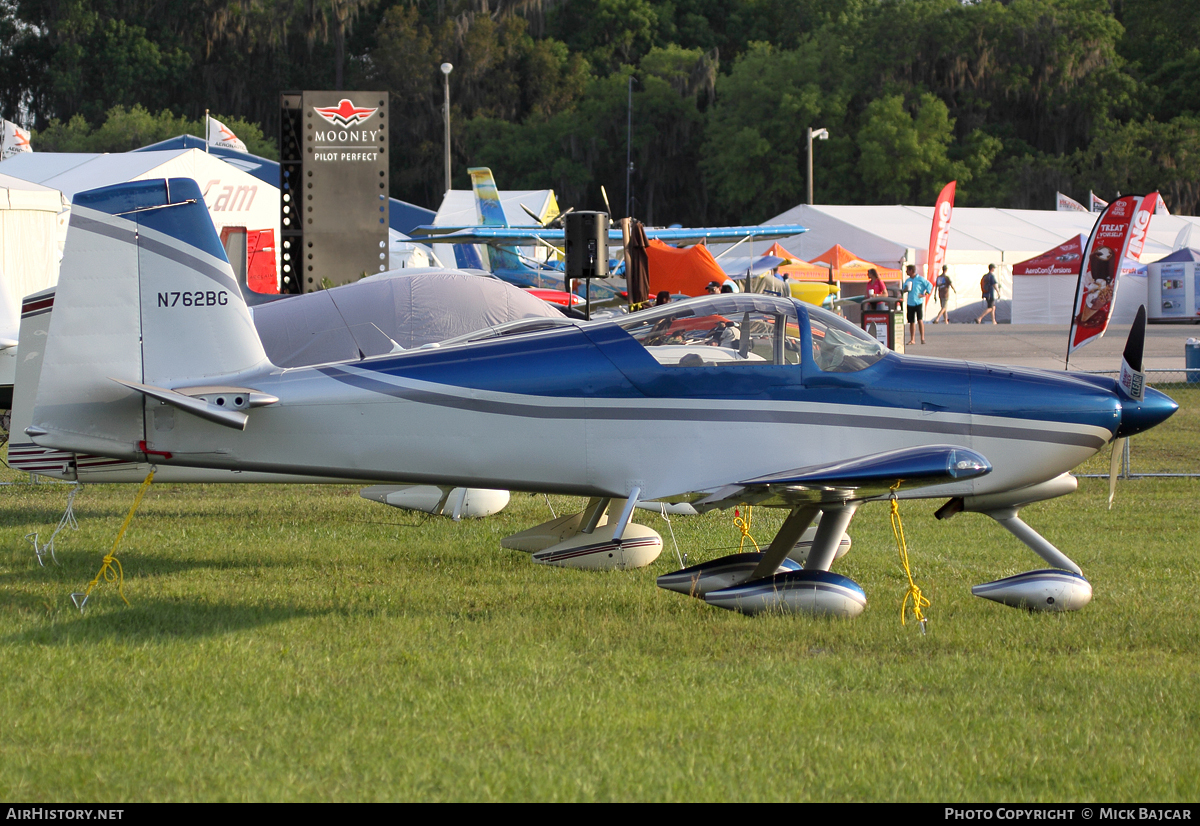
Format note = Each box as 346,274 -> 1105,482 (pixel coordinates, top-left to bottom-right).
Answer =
2,471 -> 1199,801
1075,384 -> 1200,475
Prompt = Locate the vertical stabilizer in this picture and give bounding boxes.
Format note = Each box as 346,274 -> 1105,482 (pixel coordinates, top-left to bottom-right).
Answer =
469,167 -> 508,227
30,178 -> 268,458
468,167 -> 526,273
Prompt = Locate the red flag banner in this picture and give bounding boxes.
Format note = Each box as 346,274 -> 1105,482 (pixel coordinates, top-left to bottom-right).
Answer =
1068,195 -> 1145,356
1125,192 -> 1158,261
925,181 -> 955,282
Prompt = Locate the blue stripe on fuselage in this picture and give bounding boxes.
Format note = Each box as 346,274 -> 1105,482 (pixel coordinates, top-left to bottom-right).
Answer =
336,321 -> 1120,435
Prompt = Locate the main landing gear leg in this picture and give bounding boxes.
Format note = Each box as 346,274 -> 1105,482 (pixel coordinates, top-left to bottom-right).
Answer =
658,502 -> 867,617
969,507 -> 1093,612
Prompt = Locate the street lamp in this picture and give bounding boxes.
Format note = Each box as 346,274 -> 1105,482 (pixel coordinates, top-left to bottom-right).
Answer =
625,75 -> 637,219
807,126 -> 828,205
441,62 -> 453,194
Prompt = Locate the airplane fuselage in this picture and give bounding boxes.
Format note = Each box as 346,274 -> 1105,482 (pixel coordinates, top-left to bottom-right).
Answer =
76,300 -> 1159,505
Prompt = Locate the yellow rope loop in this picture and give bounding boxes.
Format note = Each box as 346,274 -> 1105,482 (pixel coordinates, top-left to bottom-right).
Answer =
84,469 -> 155,607
889,495 -> 929,629
733,506 -> 760,554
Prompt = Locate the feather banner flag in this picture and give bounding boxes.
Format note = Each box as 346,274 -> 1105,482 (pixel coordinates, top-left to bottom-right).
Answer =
925,181 -> 956,281
1067,195 -> 1150,359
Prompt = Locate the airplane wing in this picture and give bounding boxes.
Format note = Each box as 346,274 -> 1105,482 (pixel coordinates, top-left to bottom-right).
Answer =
690,445 -> 991,511
408,224 -> 809,246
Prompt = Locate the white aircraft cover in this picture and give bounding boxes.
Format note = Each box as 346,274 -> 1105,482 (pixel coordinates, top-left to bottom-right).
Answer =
251,269 -> 562,368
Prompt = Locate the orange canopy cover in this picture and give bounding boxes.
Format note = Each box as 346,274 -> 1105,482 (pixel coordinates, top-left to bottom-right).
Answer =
645,239 -> 730,296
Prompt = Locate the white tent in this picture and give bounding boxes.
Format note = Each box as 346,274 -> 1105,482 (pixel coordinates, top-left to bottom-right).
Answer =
0,148 -> 279,255
763,203 -> 1200,323
0,173 -> 68,395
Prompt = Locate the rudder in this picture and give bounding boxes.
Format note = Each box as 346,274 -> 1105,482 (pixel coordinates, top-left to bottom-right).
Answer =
30,178 -> 268,458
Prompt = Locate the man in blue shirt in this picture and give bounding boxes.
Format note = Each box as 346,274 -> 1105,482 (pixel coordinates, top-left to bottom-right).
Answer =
902,264 -> 933,345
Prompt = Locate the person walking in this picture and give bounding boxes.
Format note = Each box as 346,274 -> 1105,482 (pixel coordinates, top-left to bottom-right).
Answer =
932,265 -> 955,324
976,264 -> 1000,324
902,264 -> 932,345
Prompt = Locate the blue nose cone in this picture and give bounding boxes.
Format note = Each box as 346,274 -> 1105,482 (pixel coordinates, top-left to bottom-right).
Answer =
1116,387 -> 1178,438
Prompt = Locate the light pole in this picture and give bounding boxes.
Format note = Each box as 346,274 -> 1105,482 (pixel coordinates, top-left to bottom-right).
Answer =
807,126 -> 828,205
441,62 -> 453,193
625,75 -> 635,219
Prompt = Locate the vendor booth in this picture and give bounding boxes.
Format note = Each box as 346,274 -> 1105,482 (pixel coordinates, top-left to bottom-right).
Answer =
1011,234 -> 1148,324
1147,247 -> 1200,322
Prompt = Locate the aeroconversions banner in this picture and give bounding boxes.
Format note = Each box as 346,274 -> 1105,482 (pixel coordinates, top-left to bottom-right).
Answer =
1,119 -> 32,160
925,180 -> 955,281
1068,195 -> 1146,356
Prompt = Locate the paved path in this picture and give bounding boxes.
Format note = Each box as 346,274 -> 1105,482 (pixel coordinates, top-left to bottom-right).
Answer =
898,321 -> 1199,372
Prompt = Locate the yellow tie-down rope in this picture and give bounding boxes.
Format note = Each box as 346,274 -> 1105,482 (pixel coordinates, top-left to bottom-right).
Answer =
733,506 -> 760,554
889,487 -> 929,632
78,469 -> 156,609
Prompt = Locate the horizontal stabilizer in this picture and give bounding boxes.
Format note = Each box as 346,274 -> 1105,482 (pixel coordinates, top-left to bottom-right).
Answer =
112,378 -> 249,430
742,444 -> 991,492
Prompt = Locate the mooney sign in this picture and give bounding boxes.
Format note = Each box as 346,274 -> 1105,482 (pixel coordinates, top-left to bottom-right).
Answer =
279,91 -> 389,293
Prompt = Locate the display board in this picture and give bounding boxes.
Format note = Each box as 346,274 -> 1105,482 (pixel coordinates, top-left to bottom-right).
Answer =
280,91 -> 389,293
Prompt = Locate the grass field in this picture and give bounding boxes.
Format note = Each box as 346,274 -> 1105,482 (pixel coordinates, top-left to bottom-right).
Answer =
1,391 -> 1198,802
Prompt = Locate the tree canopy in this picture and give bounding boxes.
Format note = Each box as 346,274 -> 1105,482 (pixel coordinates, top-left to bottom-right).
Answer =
3,0 -> 1199,219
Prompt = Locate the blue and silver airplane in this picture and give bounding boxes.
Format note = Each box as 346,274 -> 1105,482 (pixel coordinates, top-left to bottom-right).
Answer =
23,179 -> 1177,616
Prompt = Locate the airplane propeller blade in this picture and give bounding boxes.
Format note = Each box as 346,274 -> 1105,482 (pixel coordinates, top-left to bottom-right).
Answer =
519,203 -> 544,226
1111,307 -> 1144,507
1117,305 -> 1147,402
1108,437 -> 1125,510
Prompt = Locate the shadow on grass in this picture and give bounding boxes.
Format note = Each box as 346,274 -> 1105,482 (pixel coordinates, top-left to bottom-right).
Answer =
0,504 -> 136,529
0,547 -> 295,585
2,597 -> 333,645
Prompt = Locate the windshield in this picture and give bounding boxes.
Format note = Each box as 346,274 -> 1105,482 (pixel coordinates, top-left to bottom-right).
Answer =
616,295 -> 801,366
806,304 -> 887,372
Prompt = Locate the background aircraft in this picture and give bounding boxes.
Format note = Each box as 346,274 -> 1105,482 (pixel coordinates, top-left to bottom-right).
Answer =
413,167 -> 810,306
23,178 -> 1177,617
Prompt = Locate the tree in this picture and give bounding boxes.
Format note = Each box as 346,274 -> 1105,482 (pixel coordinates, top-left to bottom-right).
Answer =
701,40 -> 849,223
33,104 -> 276,157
